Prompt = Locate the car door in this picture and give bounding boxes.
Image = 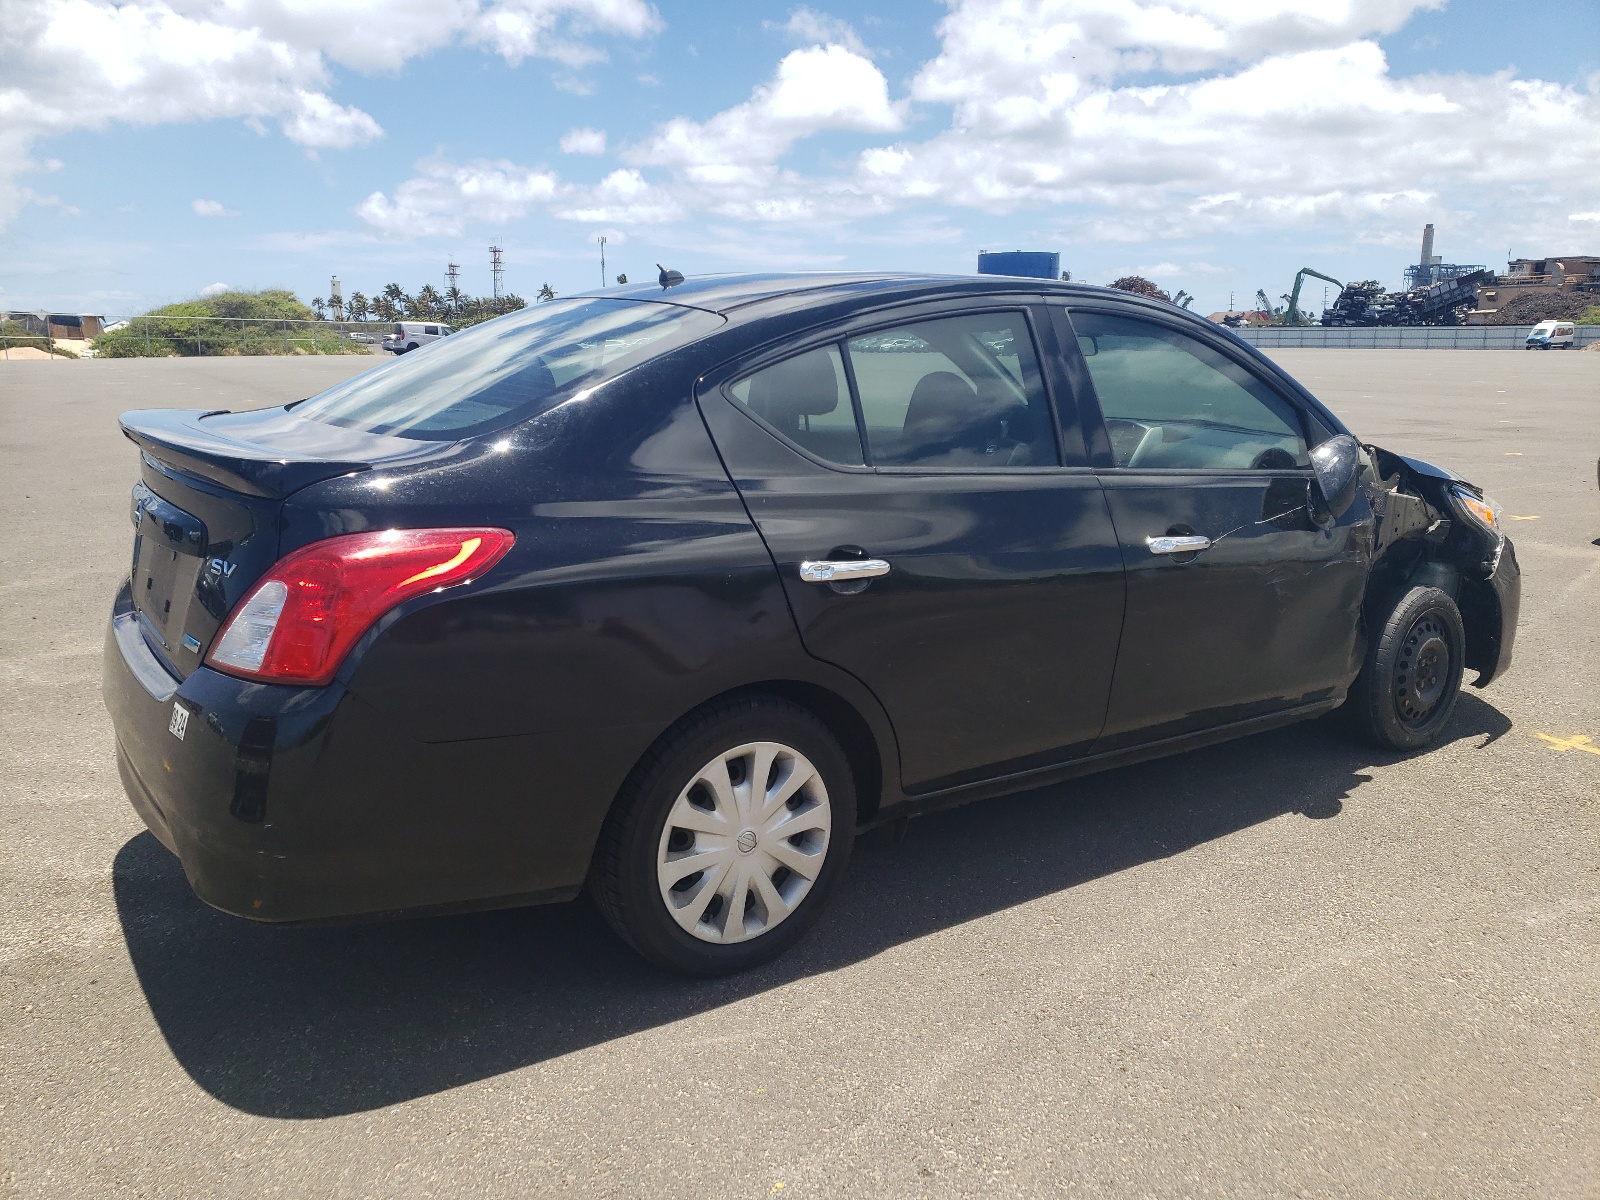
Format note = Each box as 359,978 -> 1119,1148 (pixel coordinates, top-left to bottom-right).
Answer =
697,301 -> 1126,794
1055,302 -> 1372,749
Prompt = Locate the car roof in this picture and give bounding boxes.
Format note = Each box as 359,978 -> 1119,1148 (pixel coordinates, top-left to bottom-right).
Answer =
572,271 -> 1116,317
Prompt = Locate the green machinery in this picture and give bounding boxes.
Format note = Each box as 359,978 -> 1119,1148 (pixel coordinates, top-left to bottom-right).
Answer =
1283,267 -> 1343,325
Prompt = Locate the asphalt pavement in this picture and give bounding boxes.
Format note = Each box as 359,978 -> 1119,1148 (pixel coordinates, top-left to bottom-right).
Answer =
2,349 -> 1596,1198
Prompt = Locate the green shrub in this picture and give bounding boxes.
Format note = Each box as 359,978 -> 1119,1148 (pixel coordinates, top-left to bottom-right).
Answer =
1577,305 -> 1600,325
92,290 -> 370,357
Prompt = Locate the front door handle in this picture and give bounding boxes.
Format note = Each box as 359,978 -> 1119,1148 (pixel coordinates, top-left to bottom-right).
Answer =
1147,534 -> 1212,555
799,558 -> 892,583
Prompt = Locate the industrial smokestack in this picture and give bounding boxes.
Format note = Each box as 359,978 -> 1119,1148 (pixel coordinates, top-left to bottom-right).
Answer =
1419,224 -> 1435,283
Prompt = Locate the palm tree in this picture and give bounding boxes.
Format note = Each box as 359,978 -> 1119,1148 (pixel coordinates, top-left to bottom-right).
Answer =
347,292 -> 369,322
537,283 -> 556,302
310,297 -> 327,320
381,283 -> 408,318
414,285 -> 442,319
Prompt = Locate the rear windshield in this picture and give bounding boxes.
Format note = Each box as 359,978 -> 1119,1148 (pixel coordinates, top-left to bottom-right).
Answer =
297,299 -> 723,439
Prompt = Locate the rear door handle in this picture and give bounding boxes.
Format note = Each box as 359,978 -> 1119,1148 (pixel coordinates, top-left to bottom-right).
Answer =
1147,535 -> 1212,555
799,558 -> 891,583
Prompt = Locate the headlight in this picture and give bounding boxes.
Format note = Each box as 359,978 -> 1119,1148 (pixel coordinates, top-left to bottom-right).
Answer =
1451,485 -> 1502,537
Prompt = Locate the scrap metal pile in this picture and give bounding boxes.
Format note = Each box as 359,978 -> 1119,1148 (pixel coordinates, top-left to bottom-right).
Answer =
1322,270 -> 1492,327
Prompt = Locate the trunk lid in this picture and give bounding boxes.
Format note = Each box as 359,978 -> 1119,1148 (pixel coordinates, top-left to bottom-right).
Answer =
120,405 -> 454,680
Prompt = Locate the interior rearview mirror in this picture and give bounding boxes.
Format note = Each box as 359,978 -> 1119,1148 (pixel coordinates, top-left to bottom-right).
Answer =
1308,434 -> 1361,525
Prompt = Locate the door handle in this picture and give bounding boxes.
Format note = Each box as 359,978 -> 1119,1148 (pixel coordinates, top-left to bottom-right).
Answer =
799,558 -> 892,583
1147,534 -> 1212,555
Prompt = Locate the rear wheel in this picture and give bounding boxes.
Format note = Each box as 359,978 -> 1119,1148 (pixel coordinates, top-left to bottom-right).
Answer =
592,696 -> 855,975
1348,585 -> 1466,750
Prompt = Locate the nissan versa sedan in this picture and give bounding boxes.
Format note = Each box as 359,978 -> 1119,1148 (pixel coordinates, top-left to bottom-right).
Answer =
104,273 -> 1520,975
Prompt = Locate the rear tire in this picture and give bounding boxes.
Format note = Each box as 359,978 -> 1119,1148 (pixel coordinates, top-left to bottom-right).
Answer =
591,695 -> 856,976
1348,585 -> 1466,751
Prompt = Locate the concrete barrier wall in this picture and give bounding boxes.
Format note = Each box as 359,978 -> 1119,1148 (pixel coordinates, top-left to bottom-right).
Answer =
1231,324 -> 1600,350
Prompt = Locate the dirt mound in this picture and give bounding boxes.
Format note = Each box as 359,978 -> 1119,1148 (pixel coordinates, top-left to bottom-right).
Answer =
0,346 -> 70,361
1484,290 -> 1595,325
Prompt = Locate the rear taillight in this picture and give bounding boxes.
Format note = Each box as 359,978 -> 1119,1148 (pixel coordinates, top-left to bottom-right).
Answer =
206,528 -> 514,686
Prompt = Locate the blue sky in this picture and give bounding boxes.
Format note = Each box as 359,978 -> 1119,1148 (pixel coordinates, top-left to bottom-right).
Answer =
3,0 -> 1597,318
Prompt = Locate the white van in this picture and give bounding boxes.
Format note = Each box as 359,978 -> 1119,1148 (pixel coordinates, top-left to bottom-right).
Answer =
382,321 -> 453,354
1525,320 -> 1576,349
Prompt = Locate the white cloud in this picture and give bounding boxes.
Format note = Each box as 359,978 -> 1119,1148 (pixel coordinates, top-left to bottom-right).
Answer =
200,281 -> 230,295
555,168 -> 682,224
0,0 -> 659,227
280,92 -> 383,150
628,44 -> 903,174
191,199 -> 237,216
560,126 -> 608,154
1571,211 -> 1600,222
360,40 -> 908,236
1112,260 -> 1230,279
356,159 -> 561,236
357,0 -> 1598,257
853,0 -> 1599,242
774,7 -> 868,56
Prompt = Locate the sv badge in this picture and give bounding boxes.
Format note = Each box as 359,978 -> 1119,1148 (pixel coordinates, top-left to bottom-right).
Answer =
206,558 -> 236,577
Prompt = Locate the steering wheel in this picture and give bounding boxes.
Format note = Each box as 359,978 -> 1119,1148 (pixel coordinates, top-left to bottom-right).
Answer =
1250,446 -> 1298,470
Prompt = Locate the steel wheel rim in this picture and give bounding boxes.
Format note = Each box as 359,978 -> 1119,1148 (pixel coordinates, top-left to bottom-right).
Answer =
656,741 -> 833,945
1395,612 -> 1451,726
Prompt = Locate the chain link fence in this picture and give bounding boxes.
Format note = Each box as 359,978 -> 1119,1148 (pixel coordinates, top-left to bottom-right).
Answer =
1232,324 -> 1600,350
1,316 -> 386,359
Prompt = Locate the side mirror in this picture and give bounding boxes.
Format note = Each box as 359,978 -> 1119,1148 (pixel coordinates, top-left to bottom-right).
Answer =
1308,434 -> 1361,524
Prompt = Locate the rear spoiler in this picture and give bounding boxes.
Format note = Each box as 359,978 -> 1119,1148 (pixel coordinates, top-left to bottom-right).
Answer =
120,409 -> 372,498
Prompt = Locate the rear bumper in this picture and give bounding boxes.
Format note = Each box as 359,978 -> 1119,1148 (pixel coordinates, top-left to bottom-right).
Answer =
102,581 -> 617,922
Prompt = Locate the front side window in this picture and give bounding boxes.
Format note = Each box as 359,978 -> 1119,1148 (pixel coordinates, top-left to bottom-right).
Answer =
847,312 -> 1058,468
297,299 -> 724,439
1072,312 -> 1309,470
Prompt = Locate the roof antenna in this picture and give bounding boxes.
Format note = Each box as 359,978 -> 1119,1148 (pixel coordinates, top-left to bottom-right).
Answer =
657,263 -> 684,289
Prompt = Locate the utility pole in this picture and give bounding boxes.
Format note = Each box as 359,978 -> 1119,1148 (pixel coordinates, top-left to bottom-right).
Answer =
489,245 -> 504,300
598,236 -> 607,288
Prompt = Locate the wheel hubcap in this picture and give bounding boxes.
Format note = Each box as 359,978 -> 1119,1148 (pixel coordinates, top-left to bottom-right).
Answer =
1395,613 -> 1452,726
656,741 -> 832,945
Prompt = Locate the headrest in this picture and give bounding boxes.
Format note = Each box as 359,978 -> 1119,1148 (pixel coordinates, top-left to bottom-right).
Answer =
747,351 -> 841,431
902,371 -> 979,443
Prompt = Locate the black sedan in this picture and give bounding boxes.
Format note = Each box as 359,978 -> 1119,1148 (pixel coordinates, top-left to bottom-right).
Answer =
104,273 -> 1520,975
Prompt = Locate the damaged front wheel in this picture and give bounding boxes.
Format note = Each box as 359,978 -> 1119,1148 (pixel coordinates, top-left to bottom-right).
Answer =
1348,586 -> 1466,751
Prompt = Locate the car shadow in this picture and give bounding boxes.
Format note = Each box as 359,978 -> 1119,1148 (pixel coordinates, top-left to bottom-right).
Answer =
114,692 -> 1511,1118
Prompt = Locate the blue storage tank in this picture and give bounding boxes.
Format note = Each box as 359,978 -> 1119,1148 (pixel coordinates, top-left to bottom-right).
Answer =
977,251 -> 1061,280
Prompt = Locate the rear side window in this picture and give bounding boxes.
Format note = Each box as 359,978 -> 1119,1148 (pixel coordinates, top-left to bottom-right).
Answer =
729,346 -> 863,465
297,299 -> 724,439
1072,312 -> 1309,470
847,312 -> 1057,468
